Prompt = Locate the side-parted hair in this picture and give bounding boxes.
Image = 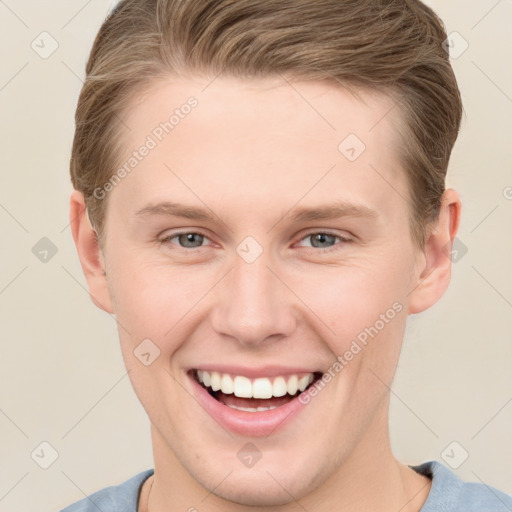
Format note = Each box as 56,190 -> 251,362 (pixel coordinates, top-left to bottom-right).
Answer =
70,0 -> 462,249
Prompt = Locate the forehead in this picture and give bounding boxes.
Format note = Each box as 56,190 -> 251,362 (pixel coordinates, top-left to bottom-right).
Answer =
123,75 -> 401,154
111,75 -> 409,227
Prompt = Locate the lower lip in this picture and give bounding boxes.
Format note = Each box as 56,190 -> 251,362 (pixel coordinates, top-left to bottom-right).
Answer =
188,372 -> 311,437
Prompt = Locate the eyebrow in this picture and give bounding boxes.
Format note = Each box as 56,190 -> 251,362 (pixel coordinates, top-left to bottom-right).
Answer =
290,202 -> 379,222
133,200 -> 379,223
134,201 -> 216,222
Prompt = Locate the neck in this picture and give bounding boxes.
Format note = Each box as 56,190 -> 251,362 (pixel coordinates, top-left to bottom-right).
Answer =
144,403 -> 431,512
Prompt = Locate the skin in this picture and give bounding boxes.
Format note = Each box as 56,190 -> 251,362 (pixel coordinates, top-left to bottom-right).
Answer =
70,75 -> 461,511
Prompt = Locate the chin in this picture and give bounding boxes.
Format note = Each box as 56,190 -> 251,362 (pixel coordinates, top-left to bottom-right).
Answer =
188,456 -> 325,506
208,477 -> 305,507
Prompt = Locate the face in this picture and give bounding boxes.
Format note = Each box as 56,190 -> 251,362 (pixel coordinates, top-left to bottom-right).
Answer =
88,76 -> 429,505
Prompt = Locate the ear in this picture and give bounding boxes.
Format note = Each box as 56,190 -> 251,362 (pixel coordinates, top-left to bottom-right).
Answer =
408,188 -> 462,314
69,190 -> 114,314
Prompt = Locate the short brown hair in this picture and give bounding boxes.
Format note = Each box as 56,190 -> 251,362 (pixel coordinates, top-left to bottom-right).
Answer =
70,0 -> 462,249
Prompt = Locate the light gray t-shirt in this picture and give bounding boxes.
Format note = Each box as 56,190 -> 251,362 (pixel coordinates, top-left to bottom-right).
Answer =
60,460 -> 512,511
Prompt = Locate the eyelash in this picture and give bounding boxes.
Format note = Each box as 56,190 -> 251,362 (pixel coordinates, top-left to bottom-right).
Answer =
159,230 -> 353,252
297,232 -> 353,252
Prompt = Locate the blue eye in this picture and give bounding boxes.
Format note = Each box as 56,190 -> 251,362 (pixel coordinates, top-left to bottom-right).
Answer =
162,232 -> 210,248
160,231 -> 351,251
298,232 -> 351,250
308,233 -> 337,248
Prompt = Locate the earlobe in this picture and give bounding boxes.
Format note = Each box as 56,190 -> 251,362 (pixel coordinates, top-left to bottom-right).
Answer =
407,188 -> 462,315
69,190 -> 114,314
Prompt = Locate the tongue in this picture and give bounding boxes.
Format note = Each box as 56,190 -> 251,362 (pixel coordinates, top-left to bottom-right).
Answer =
214,391 -> 295,409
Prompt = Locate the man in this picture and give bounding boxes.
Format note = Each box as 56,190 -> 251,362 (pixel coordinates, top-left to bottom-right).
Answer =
63,0 -> 512,510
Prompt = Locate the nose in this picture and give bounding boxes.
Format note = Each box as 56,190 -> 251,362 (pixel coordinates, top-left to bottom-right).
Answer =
210,249 -> 297,347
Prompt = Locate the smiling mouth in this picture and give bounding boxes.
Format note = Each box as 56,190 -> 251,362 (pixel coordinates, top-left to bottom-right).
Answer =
192,369 -> 323,412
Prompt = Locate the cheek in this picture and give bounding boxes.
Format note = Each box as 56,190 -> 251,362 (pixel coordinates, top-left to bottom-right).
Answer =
107,237 -> 413,361
108,258 -> 209,337
288,258 -> 408,346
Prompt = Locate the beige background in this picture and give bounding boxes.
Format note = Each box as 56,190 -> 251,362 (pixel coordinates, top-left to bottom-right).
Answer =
1,1 -> 511,510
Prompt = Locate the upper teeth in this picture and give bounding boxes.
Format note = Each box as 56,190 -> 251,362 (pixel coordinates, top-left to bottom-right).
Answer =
197,370 -> 315,399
